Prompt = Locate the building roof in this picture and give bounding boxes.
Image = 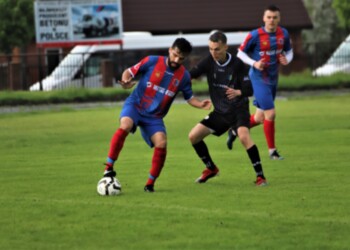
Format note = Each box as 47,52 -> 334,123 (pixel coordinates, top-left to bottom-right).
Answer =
122,0 -> 313,34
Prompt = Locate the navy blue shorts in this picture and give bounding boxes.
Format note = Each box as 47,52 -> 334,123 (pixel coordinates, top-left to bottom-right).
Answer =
251,78 -> 277,110
120,103 -> 166,147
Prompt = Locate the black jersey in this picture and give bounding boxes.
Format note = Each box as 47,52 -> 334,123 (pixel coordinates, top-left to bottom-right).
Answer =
190,53 -> 252,114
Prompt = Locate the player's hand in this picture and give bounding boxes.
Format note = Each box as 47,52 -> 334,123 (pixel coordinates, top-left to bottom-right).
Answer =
253,59 -> 265,71
118,78 -> 137,89
225,87 -> 241,100
278,54 -> 288,65
200,99 -> 212,110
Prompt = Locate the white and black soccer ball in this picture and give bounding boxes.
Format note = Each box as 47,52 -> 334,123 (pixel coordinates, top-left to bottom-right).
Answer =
97,177 -> 122,196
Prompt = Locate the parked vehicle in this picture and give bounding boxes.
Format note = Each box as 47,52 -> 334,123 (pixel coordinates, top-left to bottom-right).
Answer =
30,44 -> 127,91
30,31 -> 248,91
82,13 -> 119,37
313,34 -> 350,76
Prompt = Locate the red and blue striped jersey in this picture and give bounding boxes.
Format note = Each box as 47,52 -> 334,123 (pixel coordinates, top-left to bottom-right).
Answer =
239,26 -> 292,85
126,55 -> 193,118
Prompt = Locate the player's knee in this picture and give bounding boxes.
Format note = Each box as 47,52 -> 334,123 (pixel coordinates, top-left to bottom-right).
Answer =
256,118 -> 264,124
237,128 -> 252,146
264,109 -> 276,120
266,114 -> 276,120
119,118 -> 133,132
254,115 -> 264,124
188,131 -> 195,144
188,130 -> 199,144
154,139 -> 167,148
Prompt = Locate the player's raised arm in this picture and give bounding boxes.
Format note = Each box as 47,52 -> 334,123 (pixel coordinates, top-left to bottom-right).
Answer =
117,69 -> 137,89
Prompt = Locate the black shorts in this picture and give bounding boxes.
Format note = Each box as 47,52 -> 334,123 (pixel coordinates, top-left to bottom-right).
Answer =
200,107 -> 250,136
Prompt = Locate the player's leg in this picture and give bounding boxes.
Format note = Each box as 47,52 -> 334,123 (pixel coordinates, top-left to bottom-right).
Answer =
189,112 -> 228,183
137,118 -> 167,192
226,127 -> 237,150
103,117 -> 133,177
250,76 -> 267,128
262,84 -> 283,160
103,104 -> 138,177
236,107 -> 267,185
250,108 -> 264,127
263,108 -> 283,160
237,127 -> 267,186
143,131 -> 167,192
228,108 -> 263,150
252,84 -> 283,159
189,123 -> 214,167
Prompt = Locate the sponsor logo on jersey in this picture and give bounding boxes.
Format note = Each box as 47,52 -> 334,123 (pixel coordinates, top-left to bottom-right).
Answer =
164,71 -> 174,76
213,83 -> 229,88
259,48 -> 283,56
172,79 -> 180,87
146,82 -> 175,97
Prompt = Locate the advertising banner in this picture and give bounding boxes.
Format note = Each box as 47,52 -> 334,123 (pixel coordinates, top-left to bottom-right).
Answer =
34,0 -> 123,47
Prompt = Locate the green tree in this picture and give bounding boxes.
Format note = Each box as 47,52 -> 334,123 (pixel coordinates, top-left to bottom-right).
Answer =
0,0 -> 35,54
302,0 -> 347,67
332,0 -> 350,32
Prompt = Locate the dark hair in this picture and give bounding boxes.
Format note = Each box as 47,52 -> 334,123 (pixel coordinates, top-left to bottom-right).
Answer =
265,4 -> 280,12
209,30 -> 227,44
172,38 -> 192,55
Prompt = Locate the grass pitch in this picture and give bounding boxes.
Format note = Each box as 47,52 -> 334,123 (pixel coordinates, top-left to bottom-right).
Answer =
0,94 -> 349,249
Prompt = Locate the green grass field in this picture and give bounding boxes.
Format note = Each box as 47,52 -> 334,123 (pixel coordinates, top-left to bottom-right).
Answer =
0,94 -> 349,249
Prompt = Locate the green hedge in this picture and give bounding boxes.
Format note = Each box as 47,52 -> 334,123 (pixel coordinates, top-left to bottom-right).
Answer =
0,70 -> 349,106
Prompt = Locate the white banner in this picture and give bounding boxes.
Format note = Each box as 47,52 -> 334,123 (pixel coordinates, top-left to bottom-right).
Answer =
34,0 -> 123,46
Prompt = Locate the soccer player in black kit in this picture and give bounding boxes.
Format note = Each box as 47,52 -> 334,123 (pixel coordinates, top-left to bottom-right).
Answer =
188,31 -> 267,186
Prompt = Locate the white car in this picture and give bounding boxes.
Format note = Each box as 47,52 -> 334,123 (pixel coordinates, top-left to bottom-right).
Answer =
313,34 -> 350,76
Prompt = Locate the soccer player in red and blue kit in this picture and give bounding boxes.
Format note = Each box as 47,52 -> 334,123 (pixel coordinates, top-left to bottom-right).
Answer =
102,38 -> 211,192
228,4 -> 293,160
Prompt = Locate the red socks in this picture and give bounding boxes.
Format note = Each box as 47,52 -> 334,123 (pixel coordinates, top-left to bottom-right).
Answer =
106,128 -> 128,166
250,115 -> 276,150
250,114 -> 259,128
263,119 -> 275,149
146,147 -> 167,186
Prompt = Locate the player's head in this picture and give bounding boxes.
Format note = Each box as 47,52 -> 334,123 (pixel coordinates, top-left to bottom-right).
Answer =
263,4 -> 281,32
208,30 -> 228,63
168,38 -> 192,70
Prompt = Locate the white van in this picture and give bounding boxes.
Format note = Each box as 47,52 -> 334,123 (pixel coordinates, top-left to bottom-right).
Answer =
30,31 -> 248,91
313,34 -> 350,76
30,44 -> 121,91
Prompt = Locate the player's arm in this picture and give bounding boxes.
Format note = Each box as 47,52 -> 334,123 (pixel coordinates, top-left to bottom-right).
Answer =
118,56 -> 152,89
279,31 -> 294,65
237,49 -> 265,71
279,49 -> 293,65
182,72 -> 211,109
117,69 -> 137,89
225,59 -> 252,100
187,96 -> 212,110
238,60 -> 253,97
189,56 -> 210,79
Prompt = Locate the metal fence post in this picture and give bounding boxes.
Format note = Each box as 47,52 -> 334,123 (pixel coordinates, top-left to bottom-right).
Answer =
81,52 -> 85,88
37,48 -> 44,91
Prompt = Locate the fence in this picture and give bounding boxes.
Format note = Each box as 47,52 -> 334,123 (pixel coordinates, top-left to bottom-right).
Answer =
0,45 -> 202,91
0,50 -> 123,91
0,41 -> 349,91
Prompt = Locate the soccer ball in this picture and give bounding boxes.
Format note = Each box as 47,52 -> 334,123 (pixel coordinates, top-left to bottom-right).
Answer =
97,177 -> 122,196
